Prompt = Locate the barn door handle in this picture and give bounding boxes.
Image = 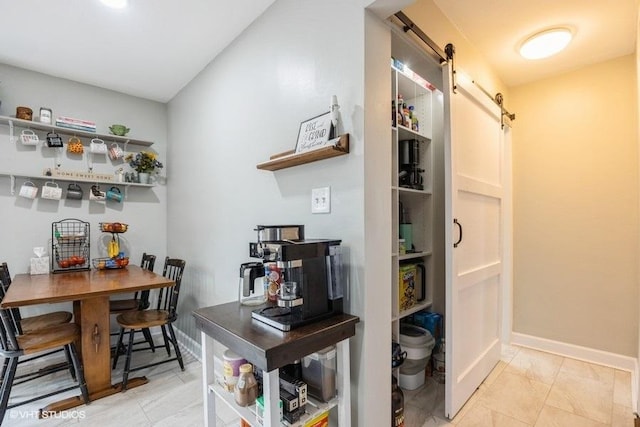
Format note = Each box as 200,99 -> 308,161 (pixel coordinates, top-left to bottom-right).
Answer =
453,218 -> 463,248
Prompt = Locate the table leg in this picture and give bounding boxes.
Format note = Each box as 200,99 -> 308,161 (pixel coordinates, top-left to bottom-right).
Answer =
38,296 -> 149,415
263,369 -> 280,426
75,296 -> 111,394
201,331 -> 217,427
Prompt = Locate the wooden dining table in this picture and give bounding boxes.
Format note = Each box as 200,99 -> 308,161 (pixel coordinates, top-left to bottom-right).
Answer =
0,265 -> 175,413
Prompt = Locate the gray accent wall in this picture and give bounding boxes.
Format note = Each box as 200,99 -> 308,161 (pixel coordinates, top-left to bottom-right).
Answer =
0,63 -> 168,320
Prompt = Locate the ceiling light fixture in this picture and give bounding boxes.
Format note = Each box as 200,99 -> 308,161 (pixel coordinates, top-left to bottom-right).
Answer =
519,28 -> 572,60
100,0 -> 128,9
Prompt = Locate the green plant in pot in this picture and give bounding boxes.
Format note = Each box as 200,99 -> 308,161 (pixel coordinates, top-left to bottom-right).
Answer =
125,151 -> 163,184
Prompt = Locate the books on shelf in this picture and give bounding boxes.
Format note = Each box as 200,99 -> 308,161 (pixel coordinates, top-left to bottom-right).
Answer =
55,122 -> 97,132
55,116 -> 96,132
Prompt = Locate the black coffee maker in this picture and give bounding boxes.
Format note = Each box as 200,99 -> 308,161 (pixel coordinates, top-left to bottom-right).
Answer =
248,225 -> 344,331
398,139 -> 424,190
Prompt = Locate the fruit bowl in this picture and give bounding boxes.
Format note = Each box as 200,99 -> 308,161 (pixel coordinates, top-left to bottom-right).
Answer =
92,257 -> 129,270
100,222 -> 128,233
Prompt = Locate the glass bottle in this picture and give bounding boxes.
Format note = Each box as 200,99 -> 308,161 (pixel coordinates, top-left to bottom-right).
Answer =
235,363 -> 258,407
392,375 -> 405,427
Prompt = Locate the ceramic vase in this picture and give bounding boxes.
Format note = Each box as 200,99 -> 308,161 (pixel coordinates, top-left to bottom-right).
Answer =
138,172 -> 150,184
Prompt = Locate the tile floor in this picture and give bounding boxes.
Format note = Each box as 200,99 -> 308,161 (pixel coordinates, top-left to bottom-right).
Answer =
2,344 -> 637,426
405,345 -> 636,427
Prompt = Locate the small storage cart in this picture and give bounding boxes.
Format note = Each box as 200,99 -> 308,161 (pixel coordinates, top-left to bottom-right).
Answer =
51,218 -> 90,273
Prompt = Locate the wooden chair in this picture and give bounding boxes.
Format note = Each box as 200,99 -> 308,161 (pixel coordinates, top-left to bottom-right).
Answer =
0,302 -> 90,423
112,257 -> 186,390
109,253 -> 156,314
109,254 -> 156,353
0,262 -> 75,382
0,263 -> 72,334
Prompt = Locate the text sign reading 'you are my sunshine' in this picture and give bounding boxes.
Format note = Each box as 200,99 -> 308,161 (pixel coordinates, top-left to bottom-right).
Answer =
295,112 -> 333,154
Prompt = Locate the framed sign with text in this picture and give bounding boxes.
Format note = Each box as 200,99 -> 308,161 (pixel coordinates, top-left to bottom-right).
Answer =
295,112 -> 333,154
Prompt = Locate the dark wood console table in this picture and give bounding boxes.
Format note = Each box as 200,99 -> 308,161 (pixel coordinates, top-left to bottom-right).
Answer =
193,301 -> 359,426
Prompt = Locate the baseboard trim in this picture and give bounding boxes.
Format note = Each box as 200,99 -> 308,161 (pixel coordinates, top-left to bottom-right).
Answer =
511,332 -> 636,372
174,328 -> 202,362
511,332 -> 638,413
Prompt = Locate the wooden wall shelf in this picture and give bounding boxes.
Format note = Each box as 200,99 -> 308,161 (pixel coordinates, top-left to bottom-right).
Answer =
256,134 -> 349,171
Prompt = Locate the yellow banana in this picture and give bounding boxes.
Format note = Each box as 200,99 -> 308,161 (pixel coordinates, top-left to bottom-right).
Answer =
108,238 -> 119,258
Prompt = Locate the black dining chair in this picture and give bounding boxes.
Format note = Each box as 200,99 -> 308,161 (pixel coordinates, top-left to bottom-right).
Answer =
0,262 -> 76,382
0,296 -> 90,423
112,257 -> 186,390
109,253 -> 156,353
0,263 -> 72,335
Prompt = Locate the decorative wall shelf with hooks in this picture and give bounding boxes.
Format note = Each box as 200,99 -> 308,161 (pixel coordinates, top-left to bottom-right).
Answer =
0,115 -> 154,148
256,134 -> 349,171
6,173 -> 153,199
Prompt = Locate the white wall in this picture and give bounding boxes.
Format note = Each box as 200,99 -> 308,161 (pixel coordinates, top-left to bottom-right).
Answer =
0,63 -> 168,318
511,55 -> 638,358
166,0 -> 369,422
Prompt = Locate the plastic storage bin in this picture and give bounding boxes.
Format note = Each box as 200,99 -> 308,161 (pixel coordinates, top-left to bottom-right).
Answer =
302,345 -> 336,402
399,324 -> 435,361
398,324 -> 435,390
399,358 -> 426,390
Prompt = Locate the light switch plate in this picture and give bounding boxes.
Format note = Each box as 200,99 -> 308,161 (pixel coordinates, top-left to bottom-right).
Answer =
311,187 -> 331,214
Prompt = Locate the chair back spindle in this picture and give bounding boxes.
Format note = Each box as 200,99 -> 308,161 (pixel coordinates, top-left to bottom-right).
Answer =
136,253 -> 156,310
157,258 -> 185,320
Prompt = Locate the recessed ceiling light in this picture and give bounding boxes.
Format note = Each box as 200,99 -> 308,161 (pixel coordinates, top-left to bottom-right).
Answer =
519,28 -> 572,60
100,0 -> 128,9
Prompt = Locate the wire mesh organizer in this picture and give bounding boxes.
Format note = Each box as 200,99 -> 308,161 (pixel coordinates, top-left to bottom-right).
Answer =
51,218 -> 90,273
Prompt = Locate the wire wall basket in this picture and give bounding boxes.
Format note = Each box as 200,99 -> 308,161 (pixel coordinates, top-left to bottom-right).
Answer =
51,218 -> 90,273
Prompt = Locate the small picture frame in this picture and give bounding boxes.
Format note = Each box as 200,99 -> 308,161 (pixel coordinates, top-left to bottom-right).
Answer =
295,111 -> 333,154
39,108 -> 52,124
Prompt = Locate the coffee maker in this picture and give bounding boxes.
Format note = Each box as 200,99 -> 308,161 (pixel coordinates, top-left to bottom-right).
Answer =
398,138 -> 424,190
248,225 -> 344,331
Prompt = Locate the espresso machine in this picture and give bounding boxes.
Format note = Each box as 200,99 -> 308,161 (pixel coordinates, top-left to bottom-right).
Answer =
398,138 -> 424,190
248,225 -> 344,331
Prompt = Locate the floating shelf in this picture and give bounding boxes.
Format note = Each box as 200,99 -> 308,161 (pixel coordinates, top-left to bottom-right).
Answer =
0,115 -> 154,147
256,134 -> 349,171
2,172 -> 153,187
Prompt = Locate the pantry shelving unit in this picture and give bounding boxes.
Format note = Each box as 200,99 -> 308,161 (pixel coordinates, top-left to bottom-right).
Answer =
390,59 -> 436,354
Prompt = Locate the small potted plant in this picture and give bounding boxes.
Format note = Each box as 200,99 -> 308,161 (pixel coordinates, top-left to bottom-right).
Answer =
124,151 -> 163,184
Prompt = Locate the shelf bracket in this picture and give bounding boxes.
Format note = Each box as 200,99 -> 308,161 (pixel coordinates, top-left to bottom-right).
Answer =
10,175 -> 15,195
124,185 -> 129,200
8,119 -> 16,144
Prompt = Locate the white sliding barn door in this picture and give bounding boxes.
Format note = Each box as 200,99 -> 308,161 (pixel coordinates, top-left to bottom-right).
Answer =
444,71 -> 506,418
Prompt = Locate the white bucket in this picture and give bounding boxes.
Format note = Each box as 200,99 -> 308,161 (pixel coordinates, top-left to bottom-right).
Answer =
399,325 -> 435,361
399,358 -> 427,390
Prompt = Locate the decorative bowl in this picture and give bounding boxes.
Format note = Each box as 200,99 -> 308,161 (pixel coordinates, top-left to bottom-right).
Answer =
93,257 -> 129,270
100,222 -> 128,233
109,124 -> 130,136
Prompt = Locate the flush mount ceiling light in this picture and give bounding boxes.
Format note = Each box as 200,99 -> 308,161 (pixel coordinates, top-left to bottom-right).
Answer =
519,28 -> 572,60
100,0 -> 128,9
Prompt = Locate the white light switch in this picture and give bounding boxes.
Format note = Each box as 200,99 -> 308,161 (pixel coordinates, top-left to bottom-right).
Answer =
311,187 -> 331,214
